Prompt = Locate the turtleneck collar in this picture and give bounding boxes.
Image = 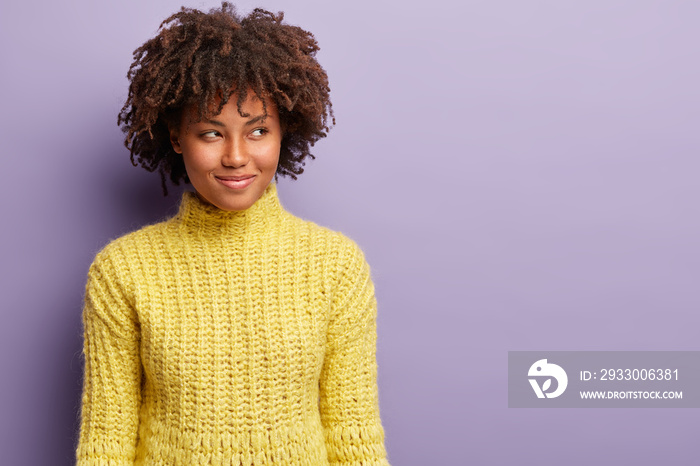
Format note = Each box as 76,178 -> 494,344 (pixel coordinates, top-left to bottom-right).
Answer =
173,182 -> 283,234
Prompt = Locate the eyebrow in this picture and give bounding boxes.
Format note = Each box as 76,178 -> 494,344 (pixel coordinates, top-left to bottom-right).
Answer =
244,115 -> 268,126
204,114 -> 268,127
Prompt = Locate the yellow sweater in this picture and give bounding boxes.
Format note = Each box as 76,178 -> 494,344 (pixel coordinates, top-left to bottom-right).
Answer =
76,183 -> 389,465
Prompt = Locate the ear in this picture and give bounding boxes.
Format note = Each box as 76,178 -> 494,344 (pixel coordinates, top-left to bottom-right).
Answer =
169,127 -> 183,154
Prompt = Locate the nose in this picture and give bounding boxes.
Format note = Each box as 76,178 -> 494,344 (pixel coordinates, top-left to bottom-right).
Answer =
221,137 -> 249,168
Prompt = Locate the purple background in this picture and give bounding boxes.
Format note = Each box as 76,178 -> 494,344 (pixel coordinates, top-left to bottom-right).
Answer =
1,1 -> 699,464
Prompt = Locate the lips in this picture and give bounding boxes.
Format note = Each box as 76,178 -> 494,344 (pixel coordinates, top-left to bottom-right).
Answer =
215,174 -> 256,190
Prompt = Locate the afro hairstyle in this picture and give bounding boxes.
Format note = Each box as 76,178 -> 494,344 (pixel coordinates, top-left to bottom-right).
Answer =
117,2 -> 334,194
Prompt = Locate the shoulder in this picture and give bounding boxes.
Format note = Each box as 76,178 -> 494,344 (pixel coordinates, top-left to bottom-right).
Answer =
281,211 -> 367,265
87,220 -> 173,286
92,218 -> 174,262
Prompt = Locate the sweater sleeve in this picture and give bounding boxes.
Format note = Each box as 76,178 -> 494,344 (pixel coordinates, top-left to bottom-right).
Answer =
76,248 -> 142,465
320,238 -> 390,466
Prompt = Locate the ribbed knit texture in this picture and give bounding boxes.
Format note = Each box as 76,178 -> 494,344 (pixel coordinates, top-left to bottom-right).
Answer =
76,183 -> 389,466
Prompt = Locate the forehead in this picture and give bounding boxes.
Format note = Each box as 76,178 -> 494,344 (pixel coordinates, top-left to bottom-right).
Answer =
181,90 -> 277,124
180,90 -> 281,130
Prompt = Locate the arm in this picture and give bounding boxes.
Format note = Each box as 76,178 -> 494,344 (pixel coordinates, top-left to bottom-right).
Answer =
76,248 -> 142,465
320,239 -> 390,466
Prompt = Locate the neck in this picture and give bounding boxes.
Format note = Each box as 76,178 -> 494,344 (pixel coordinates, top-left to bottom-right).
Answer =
174,182 -> 282,235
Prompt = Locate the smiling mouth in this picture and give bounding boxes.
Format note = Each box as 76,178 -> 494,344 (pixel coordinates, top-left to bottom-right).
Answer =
215,175 -> 256,189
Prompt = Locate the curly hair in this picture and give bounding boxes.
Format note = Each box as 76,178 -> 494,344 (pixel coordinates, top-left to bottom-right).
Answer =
118,2 -> 334,194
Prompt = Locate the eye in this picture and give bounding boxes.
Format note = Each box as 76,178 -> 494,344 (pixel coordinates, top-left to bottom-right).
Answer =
200,130 -> 221,140
250,128 -> 268,137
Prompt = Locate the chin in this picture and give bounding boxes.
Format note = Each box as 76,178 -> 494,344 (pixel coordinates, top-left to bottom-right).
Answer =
194,176 -> 271,212
215,192 -> 262,212
221,200 -> 256,212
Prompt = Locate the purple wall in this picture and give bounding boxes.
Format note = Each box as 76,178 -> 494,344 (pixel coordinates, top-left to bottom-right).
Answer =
1,1 -> 698,464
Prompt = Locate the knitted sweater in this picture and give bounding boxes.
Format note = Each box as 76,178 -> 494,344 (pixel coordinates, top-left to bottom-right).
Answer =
76,183 -> 389,466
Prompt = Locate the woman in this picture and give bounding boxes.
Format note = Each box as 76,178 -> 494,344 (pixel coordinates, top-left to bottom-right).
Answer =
76,3 -> 390,465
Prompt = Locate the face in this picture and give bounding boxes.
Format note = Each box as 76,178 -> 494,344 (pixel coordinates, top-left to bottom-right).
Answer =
170,92 -> 282,212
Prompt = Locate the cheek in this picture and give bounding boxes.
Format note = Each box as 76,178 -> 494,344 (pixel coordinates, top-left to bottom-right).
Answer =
263,140 -> 282,170
265,148 -> 281,170
251,142 -> 281,173
182,146 -> 215,177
